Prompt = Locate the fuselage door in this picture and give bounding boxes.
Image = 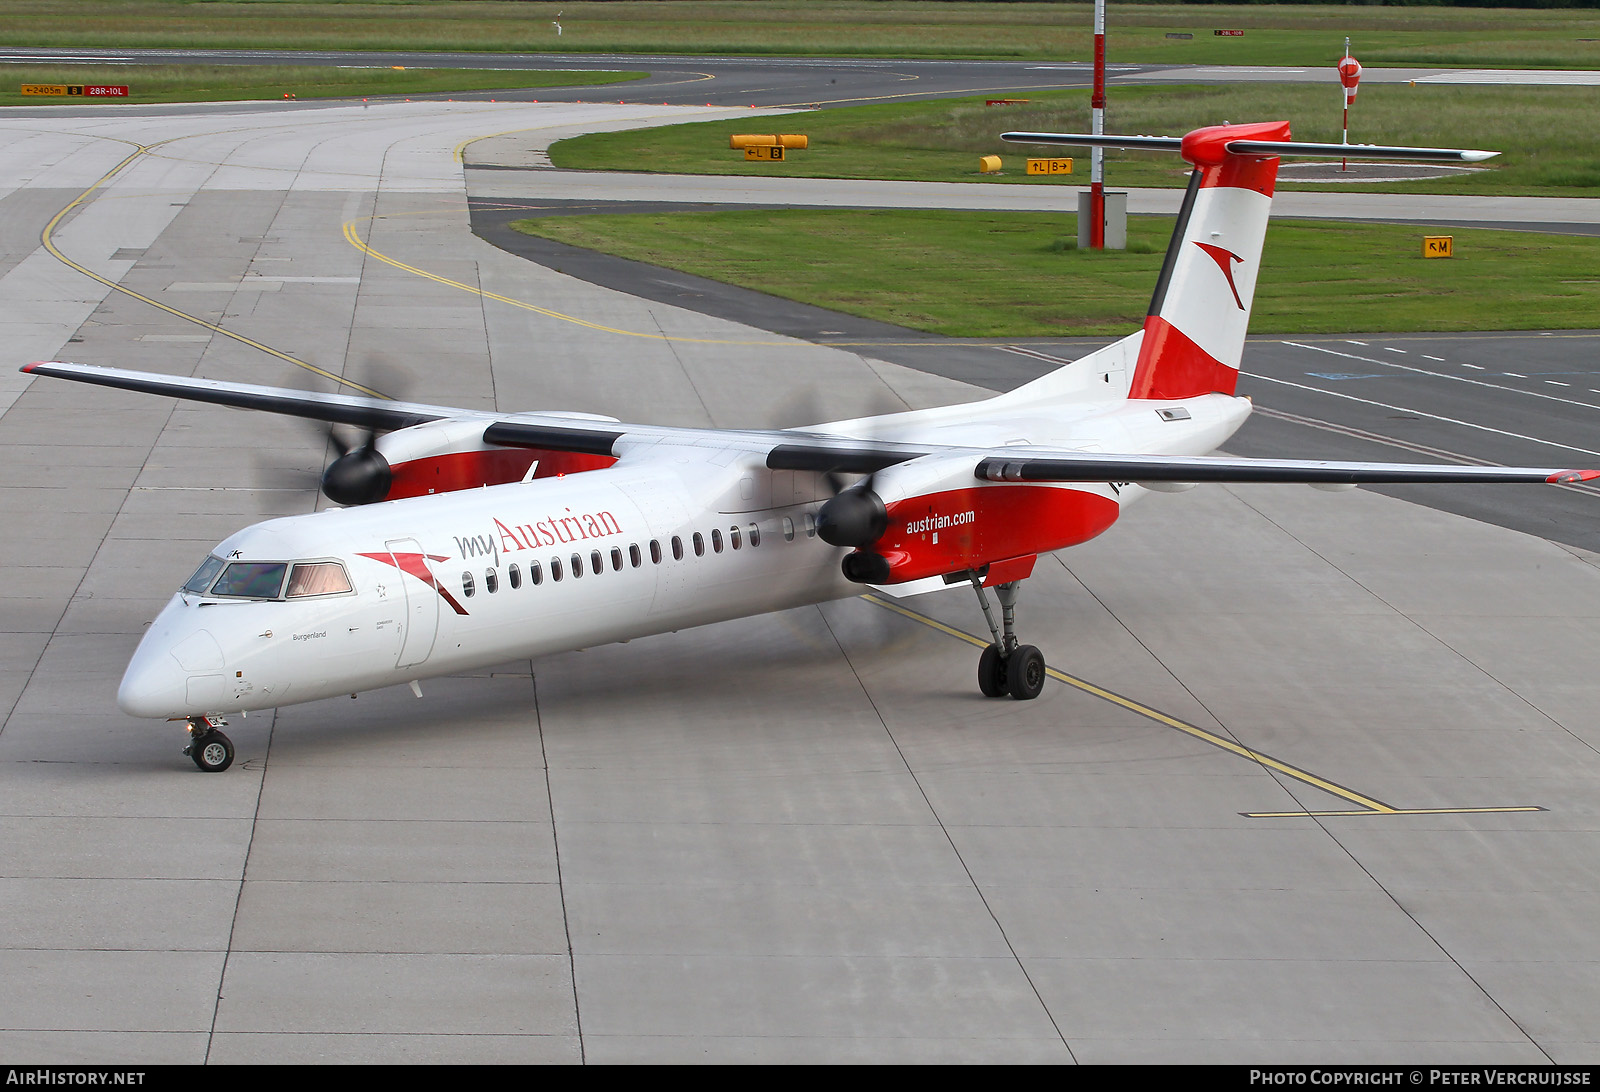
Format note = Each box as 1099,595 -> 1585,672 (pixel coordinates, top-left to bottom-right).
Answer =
386,537 -> 439,670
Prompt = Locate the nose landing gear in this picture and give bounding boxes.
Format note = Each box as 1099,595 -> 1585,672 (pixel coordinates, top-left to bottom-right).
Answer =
183,716 -> 235,772
970,577 -> 1047,701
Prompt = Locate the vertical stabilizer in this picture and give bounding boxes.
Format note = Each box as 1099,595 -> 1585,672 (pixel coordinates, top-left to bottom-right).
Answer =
1128,120 -> 1288,400
1001,122 -> 1493,406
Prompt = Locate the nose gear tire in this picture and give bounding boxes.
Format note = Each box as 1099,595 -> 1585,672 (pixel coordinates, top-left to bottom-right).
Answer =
187,730 -> 234,772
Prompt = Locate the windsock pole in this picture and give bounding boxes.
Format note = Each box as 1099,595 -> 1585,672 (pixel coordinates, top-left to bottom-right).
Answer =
1089,0 -> 1106,249
1341,38 -> 1350,171
1338,38 -> 1363,172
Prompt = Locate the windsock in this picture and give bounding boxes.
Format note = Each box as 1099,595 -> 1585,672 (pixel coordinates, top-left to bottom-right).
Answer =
1338,51 -> 1362,106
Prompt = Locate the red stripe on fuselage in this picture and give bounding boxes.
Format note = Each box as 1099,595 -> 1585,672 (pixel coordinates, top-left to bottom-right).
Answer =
1129,315 -> 1239,400
358,551 -> 469,615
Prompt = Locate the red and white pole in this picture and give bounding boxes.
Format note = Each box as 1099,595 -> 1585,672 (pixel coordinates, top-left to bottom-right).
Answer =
1338,38 -> 1362,173
1090,0 -> 1106,249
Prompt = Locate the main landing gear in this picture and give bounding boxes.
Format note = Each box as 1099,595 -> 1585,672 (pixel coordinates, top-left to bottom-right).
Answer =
183,716 -> 235,773
970,577 -> 1047,701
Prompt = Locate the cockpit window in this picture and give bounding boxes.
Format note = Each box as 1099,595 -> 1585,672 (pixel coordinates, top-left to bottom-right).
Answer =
286,562 -> 353,598
211,562 -> 287,599
183,556 -> 226,594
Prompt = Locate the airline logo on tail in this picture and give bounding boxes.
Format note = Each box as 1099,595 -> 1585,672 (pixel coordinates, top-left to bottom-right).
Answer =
1194,242 -> 1245,310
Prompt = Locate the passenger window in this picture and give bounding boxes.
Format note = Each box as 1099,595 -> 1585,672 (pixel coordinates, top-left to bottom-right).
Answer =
612,547 -> 624,571
212,562 -> 287,599
551,558 -> 563,582
485,568 -> 498,594
650,540 -> 662,564
712,529 -> 723,554
287,561 -> 352,598
804,513 -> 817,538
730,526 -> 742,550
630,544 -> 642,568
592,549 -> 603,574
508,563 -> 521,590
184,555 -> 226,594
693,532 -> 704,557
782,517 -> 795,542
671,536 -> 683,561
572,553 -> 583,578
462,571 -> 475,597
749,523 -> 761,547
529,560 -> 543,586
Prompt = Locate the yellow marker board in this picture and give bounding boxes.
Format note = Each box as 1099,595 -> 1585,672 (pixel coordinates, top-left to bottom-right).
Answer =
744,145 -> 784,161
21,85 -> 69,96
730,134 -> 807,150
1423,236 -> 1454,258
1026,158 -> 1074,175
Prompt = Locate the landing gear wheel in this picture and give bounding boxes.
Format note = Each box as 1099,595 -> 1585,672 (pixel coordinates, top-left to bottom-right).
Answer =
978,644 -> 1009,698
1006,645 -> 1046,701
188,730 -> 234,773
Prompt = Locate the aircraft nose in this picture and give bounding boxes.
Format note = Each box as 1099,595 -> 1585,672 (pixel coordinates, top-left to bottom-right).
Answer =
117,625 -> 226,720
117,649 -> 190,719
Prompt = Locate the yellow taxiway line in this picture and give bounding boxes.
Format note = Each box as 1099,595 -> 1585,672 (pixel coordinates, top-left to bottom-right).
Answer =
862,594 -> 1545,820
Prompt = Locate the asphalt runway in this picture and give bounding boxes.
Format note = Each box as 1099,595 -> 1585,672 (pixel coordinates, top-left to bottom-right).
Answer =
3,74 -> 1600,1063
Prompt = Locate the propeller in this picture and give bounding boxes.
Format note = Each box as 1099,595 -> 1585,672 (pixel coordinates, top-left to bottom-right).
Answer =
320,423 -> 392,506
249,357 -> 411,506
800,386 -> 905,585
316,356 -> 410,505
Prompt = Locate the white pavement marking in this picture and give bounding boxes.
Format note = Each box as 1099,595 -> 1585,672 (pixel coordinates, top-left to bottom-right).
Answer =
1247,372 -> 1600,459
1413,69 -> 1600,85
1284,341 -> 1600,414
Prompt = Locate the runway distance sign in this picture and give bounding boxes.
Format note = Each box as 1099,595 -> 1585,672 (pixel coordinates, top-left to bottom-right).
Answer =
21,84 -> 129,97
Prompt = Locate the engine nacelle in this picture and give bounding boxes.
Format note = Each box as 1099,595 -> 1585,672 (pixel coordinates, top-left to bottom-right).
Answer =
835,452 -> 1123,584
354,417 -> 618,504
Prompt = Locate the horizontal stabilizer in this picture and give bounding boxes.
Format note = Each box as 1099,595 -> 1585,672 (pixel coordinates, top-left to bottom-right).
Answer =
1001,132 -> 1496,163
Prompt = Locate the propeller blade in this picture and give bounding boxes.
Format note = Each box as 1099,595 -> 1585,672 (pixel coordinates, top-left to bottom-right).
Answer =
316,355 -> 412,506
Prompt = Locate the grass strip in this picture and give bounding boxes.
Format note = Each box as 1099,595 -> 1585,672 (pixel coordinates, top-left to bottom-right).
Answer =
512,207 -> 1600,337
550,84 -> 1600,198
0,62 -> 642,106
5,3 -> 1600,68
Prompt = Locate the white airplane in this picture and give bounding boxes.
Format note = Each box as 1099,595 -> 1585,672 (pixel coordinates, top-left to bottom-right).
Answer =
22,121 -> 1591,772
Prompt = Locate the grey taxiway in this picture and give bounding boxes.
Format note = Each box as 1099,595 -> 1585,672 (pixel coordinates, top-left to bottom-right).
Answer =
2,75 -> 1600,1063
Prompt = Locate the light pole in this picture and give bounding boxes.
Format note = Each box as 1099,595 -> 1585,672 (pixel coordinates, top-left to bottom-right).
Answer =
1089,0 -> 1106,249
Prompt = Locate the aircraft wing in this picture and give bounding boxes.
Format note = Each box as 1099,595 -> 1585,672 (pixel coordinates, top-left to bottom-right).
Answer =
974,450 -> 1600,486
23,361 -> 474,432
24,362 -> 1597,486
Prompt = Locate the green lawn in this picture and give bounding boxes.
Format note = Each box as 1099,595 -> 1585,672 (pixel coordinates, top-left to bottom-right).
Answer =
5,3 -> 1600,68
549,83 -> 1600,198
513,208 -> 1600,337
0,63 -> 642,106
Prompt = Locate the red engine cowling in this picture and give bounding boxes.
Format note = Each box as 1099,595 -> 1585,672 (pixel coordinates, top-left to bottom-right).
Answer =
375,418 -> 616,502
831,454 -> 1122,585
